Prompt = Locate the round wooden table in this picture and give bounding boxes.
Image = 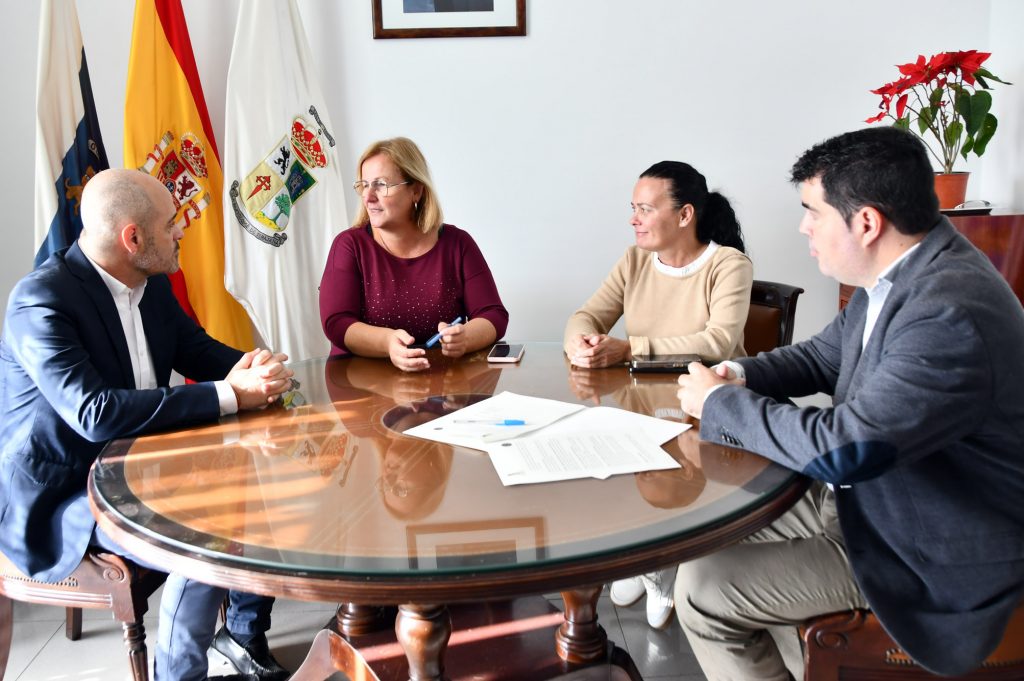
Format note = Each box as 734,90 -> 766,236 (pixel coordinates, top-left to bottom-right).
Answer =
89,343 -> 808,681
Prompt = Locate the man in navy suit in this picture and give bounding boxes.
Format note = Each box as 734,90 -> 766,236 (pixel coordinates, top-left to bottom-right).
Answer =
0,169 -> 295,680
675,128 -> 1024,680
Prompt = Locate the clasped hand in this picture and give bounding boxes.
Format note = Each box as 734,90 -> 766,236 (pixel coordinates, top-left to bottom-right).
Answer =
567,333 -> 631,369
226,348 -> 293,410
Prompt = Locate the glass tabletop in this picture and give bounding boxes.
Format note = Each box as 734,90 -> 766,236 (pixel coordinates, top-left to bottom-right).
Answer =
91,343 -> 804,580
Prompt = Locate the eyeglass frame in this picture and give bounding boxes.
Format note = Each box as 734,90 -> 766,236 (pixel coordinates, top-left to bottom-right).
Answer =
352,179 -> 411,197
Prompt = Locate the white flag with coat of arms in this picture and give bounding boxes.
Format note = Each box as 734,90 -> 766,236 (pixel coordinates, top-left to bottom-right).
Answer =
223,0 -> 347,362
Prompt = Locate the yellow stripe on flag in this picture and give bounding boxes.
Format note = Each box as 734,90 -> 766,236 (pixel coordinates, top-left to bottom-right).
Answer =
124,0 -> 253,350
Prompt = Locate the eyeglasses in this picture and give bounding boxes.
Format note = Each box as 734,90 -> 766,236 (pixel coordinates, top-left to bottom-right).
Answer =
352,179 -> 410,197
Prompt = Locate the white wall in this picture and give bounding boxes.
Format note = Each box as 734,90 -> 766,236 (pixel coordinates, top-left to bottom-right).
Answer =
4,0 -> 1022,346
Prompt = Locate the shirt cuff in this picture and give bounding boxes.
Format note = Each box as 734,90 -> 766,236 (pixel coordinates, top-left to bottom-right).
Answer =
715,360 -> 746,380
703,361 -> 745,404
214,380 -> 238,416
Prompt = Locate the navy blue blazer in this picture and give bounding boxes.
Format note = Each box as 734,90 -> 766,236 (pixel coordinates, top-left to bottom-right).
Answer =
0,242 -> 242,581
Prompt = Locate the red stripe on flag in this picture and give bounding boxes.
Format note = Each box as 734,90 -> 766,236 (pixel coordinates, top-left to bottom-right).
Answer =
151,0 -> 221,163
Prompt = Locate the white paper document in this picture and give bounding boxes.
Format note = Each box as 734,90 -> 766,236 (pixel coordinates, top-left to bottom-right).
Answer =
402,391 -> 586,448
402,391 -> 690,486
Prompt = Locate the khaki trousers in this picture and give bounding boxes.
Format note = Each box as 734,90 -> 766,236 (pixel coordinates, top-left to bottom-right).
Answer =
674,483 -> 868,681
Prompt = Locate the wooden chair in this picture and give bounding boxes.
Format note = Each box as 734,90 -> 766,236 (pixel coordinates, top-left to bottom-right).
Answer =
801,605 -> 1024,680
0,549 -> 166,681
744,280 -> 805,356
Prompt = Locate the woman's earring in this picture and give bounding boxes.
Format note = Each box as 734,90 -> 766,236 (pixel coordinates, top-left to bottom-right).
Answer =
414,201 -> 419,211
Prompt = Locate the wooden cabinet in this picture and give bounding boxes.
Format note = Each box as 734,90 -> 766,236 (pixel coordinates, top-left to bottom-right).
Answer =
839,212 -> 1024,309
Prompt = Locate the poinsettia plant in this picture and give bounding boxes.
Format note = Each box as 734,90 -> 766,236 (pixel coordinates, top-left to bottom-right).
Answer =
866,50 -> 1011,173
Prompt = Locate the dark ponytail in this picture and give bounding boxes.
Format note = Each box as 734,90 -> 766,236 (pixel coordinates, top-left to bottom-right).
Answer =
640,161 -> 745,254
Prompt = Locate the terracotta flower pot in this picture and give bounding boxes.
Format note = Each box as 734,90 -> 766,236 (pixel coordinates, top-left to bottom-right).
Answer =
934,172 -> 970,210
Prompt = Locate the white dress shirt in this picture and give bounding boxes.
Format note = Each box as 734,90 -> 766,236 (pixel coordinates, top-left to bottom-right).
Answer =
83,254 -> 238,415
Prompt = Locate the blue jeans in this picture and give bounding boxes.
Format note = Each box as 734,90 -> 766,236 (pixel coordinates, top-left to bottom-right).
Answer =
91,526 -> 274,681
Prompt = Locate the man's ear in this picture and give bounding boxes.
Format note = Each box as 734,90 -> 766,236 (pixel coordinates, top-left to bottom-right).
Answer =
121,224 -> 140,254
853,206 -> 885,247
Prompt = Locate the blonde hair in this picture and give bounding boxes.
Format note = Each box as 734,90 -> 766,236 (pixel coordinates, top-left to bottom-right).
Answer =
352,137 -> 444,234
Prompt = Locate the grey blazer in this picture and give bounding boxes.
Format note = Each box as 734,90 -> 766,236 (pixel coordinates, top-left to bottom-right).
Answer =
700,219 -> 1024,676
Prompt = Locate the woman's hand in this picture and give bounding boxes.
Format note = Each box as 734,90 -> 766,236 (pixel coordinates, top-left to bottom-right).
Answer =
437,320 -> 469,358
568,334 -> 631,369
388,329 -> 430,372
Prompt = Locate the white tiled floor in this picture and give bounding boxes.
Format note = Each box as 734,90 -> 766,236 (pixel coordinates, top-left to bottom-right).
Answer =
3,587 -> 707,680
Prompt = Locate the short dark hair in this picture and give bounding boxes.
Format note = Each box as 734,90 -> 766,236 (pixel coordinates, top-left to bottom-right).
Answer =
641,161 -> 745,252
789,127 -> 941,235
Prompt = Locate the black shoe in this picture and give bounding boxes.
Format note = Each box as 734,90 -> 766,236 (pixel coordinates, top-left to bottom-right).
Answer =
210,626 -> 290,681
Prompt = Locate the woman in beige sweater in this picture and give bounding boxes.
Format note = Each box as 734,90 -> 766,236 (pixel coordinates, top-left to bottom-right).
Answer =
563,160 -> 752,628
564,161 -> 752,368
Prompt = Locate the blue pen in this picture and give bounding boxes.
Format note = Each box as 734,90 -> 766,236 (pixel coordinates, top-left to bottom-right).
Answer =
425,316 -> 463,348
454,419 -> 526,426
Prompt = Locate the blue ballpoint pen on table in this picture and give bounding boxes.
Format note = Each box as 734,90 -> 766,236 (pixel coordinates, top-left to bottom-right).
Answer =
453,418 -> 526,426
425,316 -> 463,348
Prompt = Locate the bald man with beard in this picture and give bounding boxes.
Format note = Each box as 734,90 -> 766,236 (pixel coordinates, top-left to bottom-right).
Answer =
0,169 -> 293,680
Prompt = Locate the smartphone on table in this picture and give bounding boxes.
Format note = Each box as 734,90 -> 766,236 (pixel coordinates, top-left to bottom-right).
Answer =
487,342 -> 526,363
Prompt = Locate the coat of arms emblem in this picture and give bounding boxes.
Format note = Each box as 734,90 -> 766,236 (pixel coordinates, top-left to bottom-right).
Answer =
229,106 -> 335,247
139,131 -> 211,230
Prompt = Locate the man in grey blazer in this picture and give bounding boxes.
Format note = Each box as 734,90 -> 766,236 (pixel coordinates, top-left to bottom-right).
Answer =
0,169 -> 294,680
675,127 -> 1024,680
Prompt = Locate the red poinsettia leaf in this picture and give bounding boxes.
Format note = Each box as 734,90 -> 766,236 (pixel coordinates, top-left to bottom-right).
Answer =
865,111 -> 888,124
895,93 -> 909,120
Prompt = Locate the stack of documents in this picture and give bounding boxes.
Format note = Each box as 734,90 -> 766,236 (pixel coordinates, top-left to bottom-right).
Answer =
402,391 -> 689,486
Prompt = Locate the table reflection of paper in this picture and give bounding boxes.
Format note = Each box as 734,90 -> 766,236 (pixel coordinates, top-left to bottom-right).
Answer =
403,391 -> 689,486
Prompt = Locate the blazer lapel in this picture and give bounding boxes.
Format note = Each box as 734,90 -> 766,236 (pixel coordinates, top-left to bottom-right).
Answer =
65,243 -> 136,388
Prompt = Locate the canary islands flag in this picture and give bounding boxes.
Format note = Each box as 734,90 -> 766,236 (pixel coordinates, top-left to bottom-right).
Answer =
33,0 -> 109,268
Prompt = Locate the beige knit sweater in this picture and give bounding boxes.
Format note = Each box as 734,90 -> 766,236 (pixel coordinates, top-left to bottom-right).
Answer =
563,244 -> 752,361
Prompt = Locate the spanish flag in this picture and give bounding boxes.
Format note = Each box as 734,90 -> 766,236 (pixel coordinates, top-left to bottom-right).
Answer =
123,0 -> 253,350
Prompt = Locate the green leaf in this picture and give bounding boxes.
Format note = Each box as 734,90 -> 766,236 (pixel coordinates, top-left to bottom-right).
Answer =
966,91 -> 992,136
893,117 -> 911,131
975,73 -> 990,89
972,114 -> 998,156
929,87 -> 944,107
944,120 -> 963,149
975,67 -> 1011,85
918,106 -> 934,135
960,136 -> 974,160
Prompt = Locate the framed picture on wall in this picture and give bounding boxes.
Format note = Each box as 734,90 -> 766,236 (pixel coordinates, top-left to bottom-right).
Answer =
372,0 -> 526,39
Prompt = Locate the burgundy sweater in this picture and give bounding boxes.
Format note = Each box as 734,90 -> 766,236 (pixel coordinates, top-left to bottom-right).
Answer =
319,224 -> 509,356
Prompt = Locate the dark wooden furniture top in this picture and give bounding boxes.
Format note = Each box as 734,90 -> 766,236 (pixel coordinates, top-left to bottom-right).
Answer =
88,343 -> 809,680
89,344 -> 806,601
839,212 -> 1024,309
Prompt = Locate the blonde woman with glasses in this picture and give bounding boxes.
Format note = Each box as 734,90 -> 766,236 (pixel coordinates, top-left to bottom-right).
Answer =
320,137 -> 509,371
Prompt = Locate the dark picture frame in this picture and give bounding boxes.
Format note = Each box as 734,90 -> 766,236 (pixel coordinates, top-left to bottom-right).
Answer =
372,0 -> 526,39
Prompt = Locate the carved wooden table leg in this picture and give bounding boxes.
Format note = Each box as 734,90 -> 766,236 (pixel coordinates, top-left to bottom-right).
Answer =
335,602 -> 390,637
556,587 -> 608,663
395,604 -> 451,681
